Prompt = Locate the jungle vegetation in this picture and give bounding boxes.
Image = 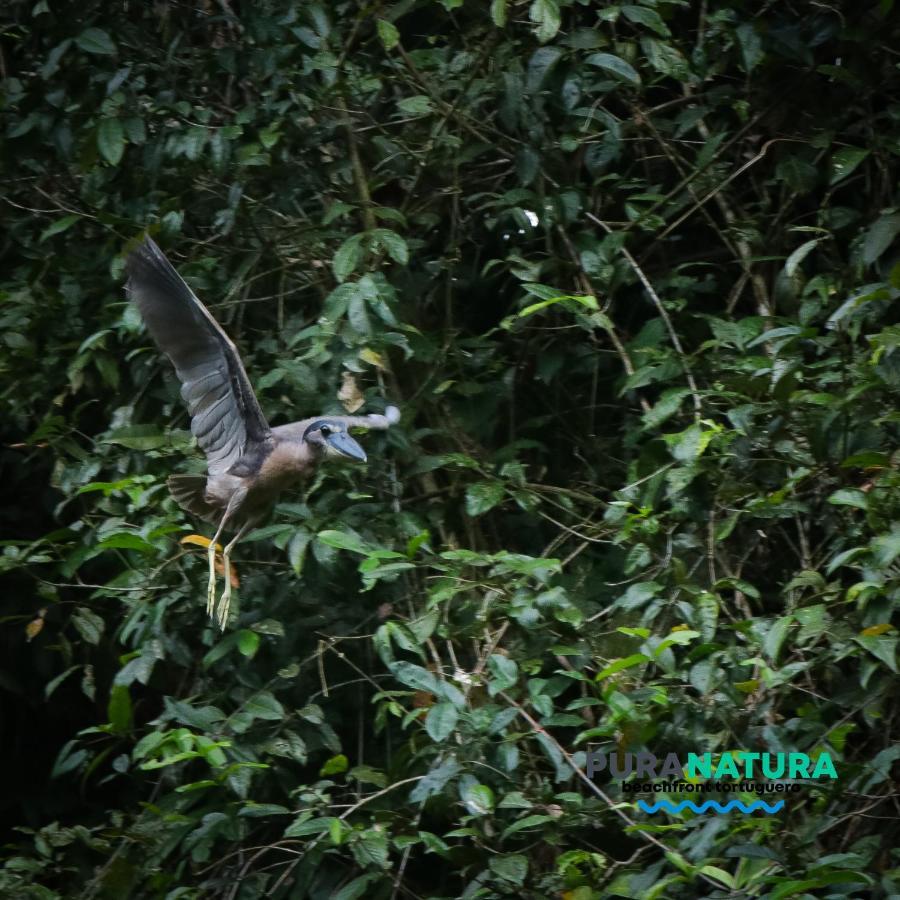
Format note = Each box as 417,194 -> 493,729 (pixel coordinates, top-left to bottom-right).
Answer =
2,0 -> 900,897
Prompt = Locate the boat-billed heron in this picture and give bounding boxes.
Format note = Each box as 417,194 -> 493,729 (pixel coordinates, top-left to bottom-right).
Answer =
125,237 -> 399,629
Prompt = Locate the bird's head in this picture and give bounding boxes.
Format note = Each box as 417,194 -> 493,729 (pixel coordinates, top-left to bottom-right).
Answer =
302,420 -> 367,463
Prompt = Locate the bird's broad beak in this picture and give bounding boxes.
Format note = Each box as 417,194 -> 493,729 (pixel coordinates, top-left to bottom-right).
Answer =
327,431 -> 367,462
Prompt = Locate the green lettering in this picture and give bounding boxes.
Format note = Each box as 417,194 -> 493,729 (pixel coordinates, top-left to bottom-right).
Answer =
761,753 -> 784,778
740,751 -> 760,777
812,753 -> 837,779
788,753 -> 811,778
686,753 -> 711,779
715,754 -> 740,778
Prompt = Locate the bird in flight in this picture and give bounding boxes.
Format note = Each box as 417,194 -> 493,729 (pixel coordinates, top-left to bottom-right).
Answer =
125,237 -> 399,629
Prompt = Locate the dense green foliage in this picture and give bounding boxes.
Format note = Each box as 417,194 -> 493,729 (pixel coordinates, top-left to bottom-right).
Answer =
3,0 -> 900,896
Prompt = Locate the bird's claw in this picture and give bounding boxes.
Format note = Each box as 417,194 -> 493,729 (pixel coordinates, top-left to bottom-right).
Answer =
206,552 -> 218,618
216,577 -> 232,631
204,544 -> 235,630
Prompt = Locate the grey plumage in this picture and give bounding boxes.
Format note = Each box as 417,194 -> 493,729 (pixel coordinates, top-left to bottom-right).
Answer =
125,236 -> 399,628
125,238 -> 271,476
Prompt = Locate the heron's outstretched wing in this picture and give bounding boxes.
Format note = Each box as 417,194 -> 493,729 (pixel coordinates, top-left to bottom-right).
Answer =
125,236 -> 271,476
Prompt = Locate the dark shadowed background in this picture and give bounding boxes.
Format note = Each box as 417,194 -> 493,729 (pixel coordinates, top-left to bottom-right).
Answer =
1,1 -> 900,897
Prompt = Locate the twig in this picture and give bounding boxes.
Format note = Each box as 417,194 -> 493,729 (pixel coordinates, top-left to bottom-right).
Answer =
586,213 -> 702,418
338,94 -> 377,232
265,777 -> 424,895
654,137 -> 802,247
498,693 -> 723,891
554,224 -> 652,415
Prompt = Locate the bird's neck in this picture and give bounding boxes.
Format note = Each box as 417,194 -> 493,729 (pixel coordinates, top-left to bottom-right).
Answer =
257,438 -> 317,486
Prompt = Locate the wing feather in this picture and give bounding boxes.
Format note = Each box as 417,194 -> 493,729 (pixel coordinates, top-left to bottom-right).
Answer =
125,236 -> 271,475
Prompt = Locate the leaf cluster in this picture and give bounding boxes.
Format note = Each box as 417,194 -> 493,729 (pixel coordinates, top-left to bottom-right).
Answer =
2,1 -> 900,898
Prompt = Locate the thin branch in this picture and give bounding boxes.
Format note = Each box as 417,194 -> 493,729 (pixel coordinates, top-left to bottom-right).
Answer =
498,690 -> 721,893
586,213 -> 703,418
265,777 -> 425,896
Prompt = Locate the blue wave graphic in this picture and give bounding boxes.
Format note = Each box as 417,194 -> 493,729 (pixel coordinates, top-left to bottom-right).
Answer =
637,799 -> 784,815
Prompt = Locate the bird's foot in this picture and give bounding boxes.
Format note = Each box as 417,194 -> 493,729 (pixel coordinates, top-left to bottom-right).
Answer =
216,575 -> 232,630
206,551 -> 218,618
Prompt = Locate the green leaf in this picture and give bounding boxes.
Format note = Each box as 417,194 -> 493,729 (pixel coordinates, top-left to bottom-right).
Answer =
237,630 -> 260,658
376,19 -> 400,50
107,684 -> 132,734
323,201 -> 354,225
689,659 -> 715,695
500,813 -> 556,839
115,654 -> 155,687
863,213 -> 900,266
487,653 -> 518,695
871,526 -> 900,567
595,653 -> 648,680
97,533 -> 156,554
770,875 -> 872,900
829,147 -> 869,185
244,691 -> 285,721
491,0 -> 507,27
764,616 -> 793,663
827,489 -> 868,510
333,235 -> 363,282
397,95 -> 434,117
784,239 -> 819,277
72,608 -> 105,645
841,450 -> 889,469
288,529 -> 311,574
390,661 -> 439,694
655,629 -> 700,654
425,702 -> 458,741
334,873 -> 382,900
526,46 -> 564,92
51,740 -> 88,779
489,853 -> 528,884
409,757 -> 460,804
41,38 -> 72,79
461,781 -> 495,815
622,5 -> 669,36
97,118 -> 125,165
735,23 -> 763,72
642,388 -> 690,429
348,765 -> 387,788
855,635 -> 898,673
641,38 -> 689,79
250,619 -> 284,637
100,425 -> 168,450
45,665 -> 81,699
40,214 -> 80,243
586,52 -> 641,85
665,422 -> 715,462
517,292 -> 598,318
529,0 -> 561,43
320,753 -> 349,776
371,228 -> 409,264
465,482 -> 504,517
76,27 -> 117,55
700,866 -> 735,889
284,816 -> 335,838
316,529 -> 369,554
696,592 -> 719,641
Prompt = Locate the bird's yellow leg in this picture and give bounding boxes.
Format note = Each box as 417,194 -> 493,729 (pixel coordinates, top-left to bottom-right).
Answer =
216,523 -> 249,630
205,508 -> 233,621
217,571 -> 231,630
206,542 -> 218,617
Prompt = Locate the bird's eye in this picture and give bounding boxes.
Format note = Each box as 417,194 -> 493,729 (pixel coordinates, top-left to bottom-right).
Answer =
320,425 -> 331,436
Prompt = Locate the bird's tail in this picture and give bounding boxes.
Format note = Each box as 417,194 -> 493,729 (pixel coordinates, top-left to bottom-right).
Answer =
168,475 -> 219,523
